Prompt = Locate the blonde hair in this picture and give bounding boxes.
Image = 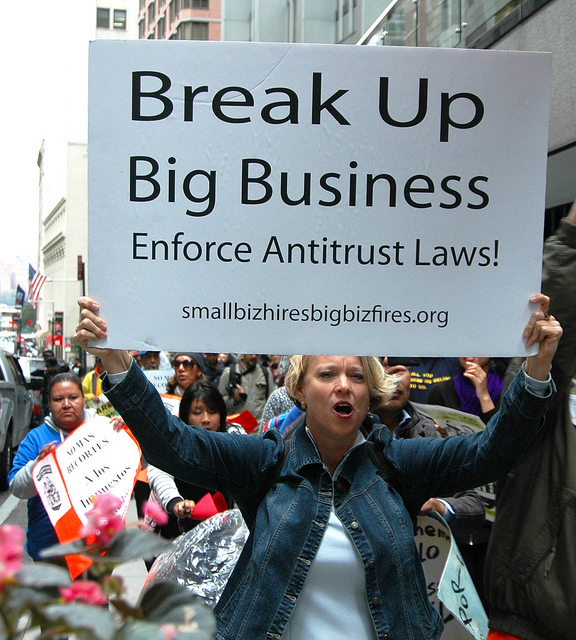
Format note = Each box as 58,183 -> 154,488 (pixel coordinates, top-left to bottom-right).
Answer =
284,355 -> 397,410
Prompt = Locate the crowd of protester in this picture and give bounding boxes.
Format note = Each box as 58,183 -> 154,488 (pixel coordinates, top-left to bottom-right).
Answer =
9,200 -> 575,640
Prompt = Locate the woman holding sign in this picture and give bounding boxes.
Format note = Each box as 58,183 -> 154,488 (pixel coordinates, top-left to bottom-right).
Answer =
8,373 -> 94,561
75,294 -> 560,640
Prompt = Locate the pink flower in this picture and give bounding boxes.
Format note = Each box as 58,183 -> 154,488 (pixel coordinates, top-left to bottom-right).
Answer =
161,624 -> 178,639
142,500 -> 169,526
0,525 -> 24,590
81,493 -> 125,546
60,581 -> 108,606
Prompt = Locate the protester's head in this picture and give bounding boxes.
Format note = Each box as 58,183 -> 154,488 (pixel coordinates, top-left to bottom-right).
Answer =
285,356 -> 395,411
375,358 -> 412,419
45,356 -> 59,372
204,353 -> 220,367
167,352 -> 206,394
459,357 -> 490,372
241,354 -> 259,369
48,373 -> 85,432
128,350 -> 142,367
179,380 -> 227,432
284,356 -> 395,448
140,351 -> 161,370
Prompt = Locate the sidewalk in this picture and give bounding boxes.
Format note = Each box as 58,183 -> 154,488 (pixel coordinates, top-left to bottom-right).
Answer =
113,498 -> 150,605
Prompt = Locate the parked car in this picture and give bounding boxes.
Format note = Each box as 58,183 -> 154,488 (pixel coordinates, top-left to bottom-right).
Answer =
18,356 -> 46,428
0,350 -> 36,490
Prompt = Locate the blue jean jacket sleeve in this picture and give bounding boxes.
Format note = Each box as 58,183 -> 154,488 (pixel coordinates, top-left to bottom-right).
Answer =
102,360 -> 284,517
380,366 -> 554,506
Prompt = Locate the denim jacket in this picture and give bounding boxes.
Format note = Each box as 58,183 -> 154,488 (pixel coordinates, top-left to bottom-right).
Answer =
104,362 -> 551,640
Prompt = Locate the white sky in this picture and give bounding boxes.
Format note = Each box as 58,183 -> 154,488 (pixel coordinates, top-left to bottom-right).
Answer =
0,0 -> 92,265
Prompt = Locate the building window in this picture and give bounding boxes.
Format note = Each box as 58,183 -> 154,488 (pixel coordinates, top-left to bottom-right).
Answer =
171,0 -> 180,22
148,1 -> 156,23
97,7 -> 110,28
182,0 -> 209,7
114,9 -> 127,29
176,20 -> 208,39
157,16 -> 165,38
139,18 -> 145,38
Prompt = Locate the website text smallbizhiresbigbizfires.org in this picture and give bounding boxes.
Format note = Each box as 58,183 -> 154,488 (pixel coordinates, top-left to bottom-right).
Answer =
181,302 -> 449,329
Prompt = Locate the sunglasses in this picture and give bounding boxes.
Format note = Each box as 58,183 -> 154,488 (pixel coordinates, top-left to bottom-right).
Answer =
171,359 -> 197,370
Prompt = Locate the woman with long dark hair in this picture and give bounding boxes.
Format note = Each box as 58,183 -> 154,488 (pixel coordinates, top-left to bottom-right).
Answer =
147,380 -> 243,538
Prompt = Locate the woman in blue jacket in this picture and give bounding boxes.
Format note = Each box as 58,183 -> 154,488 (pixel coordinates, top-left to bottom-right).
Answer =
74,294 -> 561,640
9,372 -> 94,560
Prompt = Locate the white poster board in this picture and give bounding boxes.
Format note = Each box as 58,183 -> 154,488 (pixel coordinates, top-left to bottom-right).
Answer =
416,513 -> 488,640
89,41 -> 551,356
34,416 -> 141,530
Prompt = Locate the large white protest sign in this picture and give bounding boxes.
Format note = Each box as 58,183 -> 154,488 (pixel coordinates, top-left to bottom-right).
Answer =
89,41 -> 551,356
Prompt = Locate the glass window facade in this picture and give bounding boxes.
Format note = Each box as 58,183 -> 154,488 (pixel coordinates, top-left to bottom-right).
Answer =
366,0 -> 540,49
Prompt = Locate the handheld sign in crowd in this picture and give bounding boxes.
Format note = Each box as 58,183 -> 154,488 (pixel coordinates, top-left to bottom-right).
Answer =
33,416 -> 141,578
416,513 -> 488,640
88,41 -> 551,356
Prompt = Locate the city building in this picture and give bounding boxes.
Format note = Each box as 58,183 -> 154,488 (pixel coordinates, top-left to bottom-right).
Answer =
137,0 -> 221,40
36,0 -> 138,359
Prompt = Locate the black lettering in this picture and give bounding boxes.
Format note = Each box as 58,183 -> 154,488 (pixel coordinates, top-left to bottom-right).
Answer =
440,92 -> 484,142
261,88 -> 299,124
242,158 -> 273,204
311,72 -> 350,125
379,77 -> 428,128
213,86 -> 254,123
132,71 -> 173,121
130,156 -> 160,202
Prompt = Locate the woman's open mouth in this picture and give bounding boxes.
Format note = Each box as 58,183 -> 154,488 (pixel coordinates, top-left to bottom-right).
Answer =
334,402 -> 353,416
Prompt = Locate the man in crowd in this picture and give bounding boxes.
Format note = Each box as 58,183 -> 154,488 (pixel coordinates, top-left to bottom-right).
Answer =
140,351 -> 161,370
218,353 -> 274,422
376,358 -> 490,603
203,352 -> 223,386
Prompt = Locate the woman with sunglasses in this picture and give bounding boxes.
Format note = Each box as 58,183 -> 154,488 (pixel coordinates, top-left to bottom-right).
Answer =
146,380 -> 243,541
166,352 -> 206,396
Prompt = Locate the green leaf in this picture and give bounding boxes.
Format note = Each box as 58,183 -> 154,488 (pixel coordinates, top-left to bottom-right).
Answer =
103,528 -> 173,563
42,603 -> 116,640
116,621 -> 167,640
17,563 -> 72,587
138,583 -> 215,637
40,539 -> 88,559
39,528 -> 172,564
6,585 -> 58,610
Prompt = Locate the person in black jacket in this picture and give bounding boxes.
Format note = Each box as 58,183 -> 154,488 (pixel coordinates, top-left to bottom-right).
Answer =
376,357 -> 491,605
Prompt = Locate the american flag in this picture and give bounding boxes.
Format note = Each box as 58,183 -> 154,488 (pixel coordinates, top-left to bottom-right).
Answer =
28,264 -> 47,309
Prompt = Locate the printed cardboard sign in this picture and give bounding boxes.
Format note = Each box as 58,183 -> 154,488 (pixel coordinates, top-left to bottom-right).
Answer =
89,41 -> 551,356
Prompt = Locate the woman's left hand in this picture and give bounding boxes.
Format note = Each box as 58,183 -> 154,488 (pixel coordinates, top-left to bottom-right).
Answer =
524,293 -> 563,380
38,441 -> 58,460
